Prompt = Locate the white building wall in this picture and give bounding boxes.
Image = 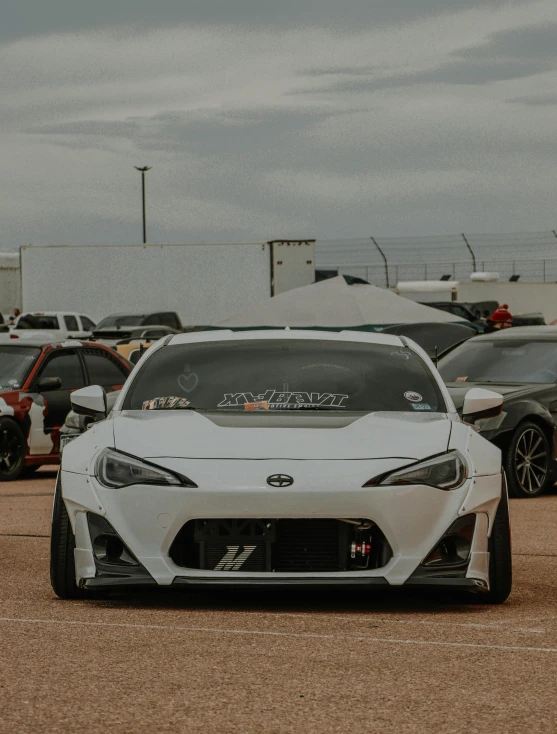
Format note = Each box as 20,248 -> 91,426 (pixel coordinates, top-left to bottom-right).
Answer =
0,252 -> 21,315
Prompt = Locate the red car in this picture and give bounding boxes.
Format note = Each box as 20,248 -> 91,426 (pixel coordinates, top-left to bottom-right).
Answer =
0,340 -> 131,480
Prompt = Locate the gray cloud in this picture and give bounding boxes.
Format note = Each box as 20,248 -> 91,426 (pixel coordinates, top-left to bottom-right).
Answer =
301,66 -> 377,78
298,22 -> 557,93
296,59 -> 553,93
2,0 -> 557,251
454,21 -> 557,59
506,93 -> 557,105
27,108 -> 341,159
1,0 -> 539,42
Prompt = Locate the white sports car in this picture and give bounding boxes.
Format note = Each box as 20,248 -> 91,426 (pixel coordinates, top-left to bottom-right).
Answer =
51,330 -> 512,603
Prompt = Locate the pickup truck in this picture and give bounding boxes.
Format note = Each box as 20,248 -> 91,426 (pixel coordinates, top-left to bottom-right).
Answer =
90,312 -> 183,342
3,312 -> 96,342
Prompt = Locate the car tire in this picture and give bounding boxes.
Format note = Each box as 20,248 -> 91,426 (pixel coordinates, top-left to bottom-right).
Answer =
50,475 -> 86,599
0,417 -> 26,481
504,421 -> 551,498
481,483 -> 512,604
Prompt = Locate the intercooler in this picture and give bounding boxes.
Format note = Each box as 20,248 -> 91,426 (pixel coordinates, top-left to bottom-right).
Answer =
169,518 -> 392,573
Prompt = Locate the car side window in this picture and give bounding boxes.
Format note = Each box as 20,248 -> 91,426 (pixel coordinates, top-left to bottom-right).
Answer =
39,351 -> 85,390
129,349 -> 142,365
143,314 -> 163,326
144,329 -> 167,339
80,316 -> 96,330
64,315 -> 79,331
84,353 -> 128,386
162,313 -> 180,329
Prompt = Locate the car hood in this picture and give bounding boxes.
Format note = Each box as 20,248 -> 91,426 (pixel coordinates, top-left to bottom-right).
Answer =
113,410 -> 452,461
446,381 -> 542,411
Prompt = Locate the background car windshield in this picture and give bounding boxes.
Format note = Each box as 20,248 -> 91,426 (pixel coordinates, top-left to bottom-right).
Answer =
95,316 -> 144,329
439,340 -> 557,384
124,339 -> 445,413
16,315 -> 59,330
0,347 -> 40,389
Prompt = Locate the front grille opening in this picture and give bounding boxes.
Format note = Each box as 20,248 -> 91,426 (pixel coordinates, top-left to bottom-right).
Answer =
168,519 -> 393,573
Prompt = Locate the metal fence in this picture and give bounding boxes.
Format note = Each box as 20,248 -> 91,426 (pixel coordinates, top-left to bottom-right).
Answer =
315,231 -> 557,287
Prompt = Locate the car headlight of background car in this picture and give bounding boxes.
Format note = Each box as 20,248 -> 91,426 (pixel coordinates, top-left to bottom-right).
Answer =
95,448 -> 197,489
365,451 -> 468,490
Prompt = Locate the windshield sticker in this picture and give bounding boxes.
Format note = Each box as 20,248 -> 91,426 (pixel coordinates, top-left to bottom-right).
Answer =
391,349 -> 410,360
455,376 -> 468,382
404,391 -> 423,403
244,400 -> 270,412
218,391 -> 349,410
142,396 -> 191,410
177,364 -> 199,393
410,403 -> 432,411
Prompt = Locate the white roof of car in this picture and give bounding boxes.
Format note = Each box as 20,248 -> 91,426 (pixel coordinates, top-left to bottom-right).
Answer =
21,311 -> 81,317
168,328 -> 405,348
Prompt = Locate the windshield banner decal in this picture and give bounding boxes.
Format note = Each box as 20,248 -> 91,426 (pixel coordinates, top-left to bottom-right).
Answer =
218,391 -> 349,410
142,396 -> 191,410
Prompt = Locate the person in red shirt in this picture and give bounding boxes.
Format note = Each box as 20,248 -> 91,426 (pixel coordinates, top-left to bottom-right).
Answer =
485,304 -> 513,332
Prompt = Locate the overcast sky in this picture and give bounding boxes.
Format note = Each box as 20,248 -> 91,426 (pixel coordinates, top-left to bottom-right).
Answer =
2,0 -> 557,248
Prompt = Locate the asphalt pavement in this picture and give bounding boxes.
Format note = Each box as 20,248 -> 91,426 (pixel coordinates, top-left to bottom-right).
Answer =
1,470 -> 557,733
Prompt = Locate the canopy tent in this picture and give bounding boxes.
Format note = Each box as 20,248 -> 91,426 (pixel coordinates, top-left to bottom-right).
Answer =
215,276 -> 466,330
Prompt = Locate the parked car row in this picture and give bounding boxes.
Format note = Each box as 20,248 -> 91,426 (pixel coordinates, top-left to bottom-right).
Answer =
2,310 -> 184,342
3,322 -> 557,506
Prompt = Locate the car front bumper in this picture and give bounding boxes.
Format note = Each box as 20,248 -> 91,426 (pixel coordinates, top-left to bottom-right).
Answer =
61,458 -> 502,593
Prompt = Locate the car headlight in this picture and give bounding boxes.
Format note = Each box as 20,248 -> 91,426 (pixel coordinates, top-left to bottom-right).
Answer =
364,451 -> 467,490
95,448 -> 197,489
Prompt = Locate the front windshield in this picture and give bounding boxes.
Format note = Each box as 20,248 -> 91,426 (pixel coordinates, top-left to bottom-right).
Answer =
0,346 -> 41,389
123,339 -> 446,413
439,339 -> 557,384
95,316 -> 144,329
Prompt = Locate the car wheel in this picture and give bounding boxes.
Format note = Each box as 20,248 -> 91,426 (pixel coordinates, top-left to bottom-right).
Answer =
504,421 -> 551,498
480,482 -> 512,604
0,417 -> 26,481
50,475 -> 86,599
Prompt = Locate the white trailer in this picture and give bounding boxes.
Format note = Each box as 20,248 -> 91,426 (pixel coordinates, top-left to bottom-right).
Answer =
0,252 -> 21,315
20,240 -> 315,325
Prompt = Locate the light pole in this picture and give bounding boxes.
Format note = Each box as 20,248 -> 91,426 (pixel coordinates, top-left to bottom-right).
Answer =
134,166 -> 152,243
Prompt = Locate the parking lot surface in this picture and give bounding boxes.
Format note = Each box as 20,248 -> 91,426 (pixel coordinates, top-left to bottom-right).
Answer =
2,470 -> 557,733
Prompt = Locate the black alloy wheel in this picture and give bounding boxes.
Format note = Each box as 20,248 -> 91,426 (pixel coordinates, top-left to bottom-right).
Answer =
504,421 -> 550,498
0,418 -> 26,481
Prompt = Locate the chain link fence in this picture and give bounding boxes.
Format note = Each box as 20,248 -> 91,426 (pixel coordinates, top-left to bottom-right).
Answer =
315,231 -> 557,287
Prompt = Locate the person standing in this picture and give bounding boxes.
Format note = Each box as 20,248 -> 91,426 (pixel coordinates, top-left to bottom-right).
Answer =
485,304 -> 513,332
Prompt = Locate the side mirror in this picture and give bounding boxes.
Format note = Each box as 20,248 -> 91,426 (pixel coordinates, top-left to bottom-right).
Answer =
71,385 -> 107,418
38,377 -> 62,392
462,387 -> 503,424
